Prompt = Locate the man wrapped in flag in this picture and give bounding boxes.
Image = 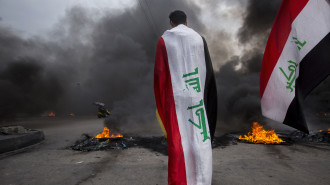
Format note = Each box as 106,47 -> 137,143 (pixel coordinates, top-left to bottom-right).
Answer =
154,10 -> 217,185
260,0 -> 330,133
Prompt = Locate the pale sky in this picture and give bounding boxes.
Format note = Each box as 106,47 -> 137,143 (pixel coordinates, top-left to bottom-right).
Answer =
0,0 -> 136,37
0,0 -> 243,37
0,0 -> 245,60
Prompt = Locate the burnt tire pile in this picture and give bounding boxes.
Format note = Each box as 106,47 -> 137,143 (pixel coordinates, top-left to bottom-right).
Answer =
284,130 -> 330,143
69,134 -> 168,155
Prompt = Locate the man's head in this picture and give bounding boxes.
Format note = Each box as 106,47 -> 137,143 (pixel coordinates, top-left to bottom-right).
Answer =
169,10 -> 187,28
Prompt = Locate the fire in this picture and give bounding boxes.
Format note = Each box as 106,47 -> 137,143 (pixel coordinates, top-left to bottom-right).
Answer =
239,122 -> 285,144
94,127 -> 123,139
319,128 -> 330,133
68,113 -> 75,117
48,112 -> 55,117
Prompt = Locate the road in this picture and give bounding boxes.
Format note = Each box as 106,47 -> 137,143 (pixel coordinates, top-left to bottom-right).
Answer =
0,117 -> 330,185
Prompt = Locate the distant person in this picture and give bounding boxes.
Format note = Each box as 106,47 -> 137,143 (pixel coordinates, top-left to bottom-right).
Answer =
93,102 -> 110,118
154,10 -> 217,185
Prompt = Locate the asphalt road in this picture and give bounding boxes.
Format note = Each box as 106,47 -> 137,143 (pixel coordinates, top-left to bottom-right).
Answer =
0,117 -> 329,185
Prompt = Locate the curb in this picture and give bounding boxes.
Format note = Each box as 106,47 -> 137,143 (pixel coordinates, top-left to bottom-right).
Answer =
0,131 -> 45,154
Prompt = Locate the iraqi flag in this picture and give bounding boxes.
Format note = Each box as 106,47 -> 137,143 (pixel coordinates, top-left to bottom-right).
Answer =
154,24 -> 217,185
260,0 -> 330,133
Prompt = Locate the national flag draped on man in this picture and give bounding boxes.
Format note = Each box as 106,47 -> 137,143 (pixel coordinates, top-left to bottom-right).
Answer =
154,24 -> 217,184
260,0 -> 330,133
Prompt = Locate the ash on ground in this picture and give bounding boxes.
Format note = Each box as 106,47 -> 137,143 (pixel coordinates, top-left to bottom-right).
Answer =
69,130 -> 330,154
69,134 -> 168,155
281,130 -> 330,143
69,134 -> 233,154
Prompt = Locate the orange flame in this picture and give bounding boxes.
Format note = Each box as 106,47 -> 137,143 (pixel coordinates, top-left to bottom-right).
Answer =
319,128 -> 330,133
239,122 -> 285,144
68,113 -> 75,117
48,112 -> 55,117
94,127 -> 123,139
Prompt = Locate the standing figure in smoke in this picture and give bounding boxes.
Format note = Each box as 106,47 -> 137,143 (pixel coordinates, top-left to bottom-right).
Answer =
93,102 -> 110,118
154,10 -> 217,185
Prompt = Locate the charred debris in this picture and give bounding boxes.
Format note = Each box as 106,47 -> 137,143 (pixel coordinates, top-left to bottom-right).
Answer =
69,129 -> 330,154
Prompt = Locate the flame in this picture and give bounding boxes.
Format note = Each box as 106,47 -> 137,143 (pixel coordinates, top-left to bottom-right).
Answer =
317,112 -> 329,117
94,127 -> 123,139
48,112 -> 55,117
239,122 -> 285,144
68,113 -> 75,117
319,128 -> 330,133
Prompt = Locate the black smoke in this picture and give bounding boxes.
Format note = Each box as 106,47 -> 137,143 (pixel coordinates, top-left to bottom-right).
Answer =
303,76 -> 330,130
238,0 -> 281,45
76,1 -> 205,131
214,0 -> 281,133
0,57 -> 63,118
0,26 -> 64,119
2,0 -> 327,133
0,0 -> 281,132
0,0 -> 205,129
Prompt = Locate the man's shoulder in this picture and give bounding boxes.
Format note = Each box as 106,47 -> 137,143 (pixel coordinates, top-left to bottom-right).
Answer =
162,25 -> 201,39
156,37 -> 166,48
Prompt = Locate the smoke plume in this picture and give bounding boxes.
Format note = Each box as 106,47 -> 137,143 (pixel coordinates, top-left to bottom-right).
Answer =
214,0 -> 281,133
0,0 -> 280,132
1,0 -> 328,134
0,0 -> 206,129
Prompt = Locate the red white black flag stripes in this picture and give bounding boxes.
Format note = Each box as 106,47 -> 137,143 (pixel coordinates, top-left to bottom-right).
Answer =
154,24 -> 217,185
260,0 -> 330,133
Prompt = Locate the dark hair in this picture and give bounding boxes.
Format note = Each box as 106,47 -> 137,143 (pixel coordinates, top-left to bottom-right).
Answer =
169,10 -> 187,25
